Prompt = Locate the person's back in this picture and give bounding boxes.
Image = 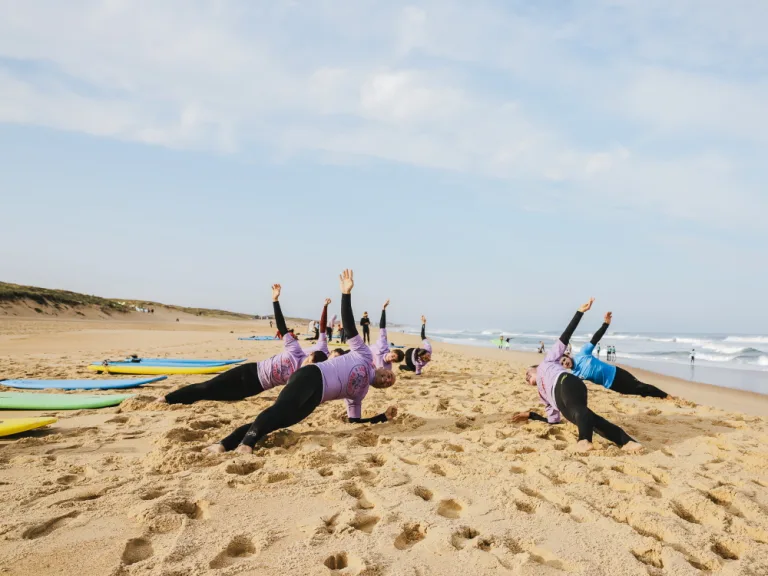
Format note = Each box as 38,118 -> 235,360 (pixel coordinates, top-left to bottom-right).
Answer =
572,343 -> 616,387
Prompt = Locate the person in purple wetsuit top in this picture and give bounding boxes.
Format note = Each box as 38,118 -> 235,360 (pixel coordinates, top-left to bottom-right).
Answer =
369,299 -> 405,370
400,316 -> 432,375
305,298 -> 332,358
159,285 -> 328,405
208,269 -> 398,455
512,298 -> 643,454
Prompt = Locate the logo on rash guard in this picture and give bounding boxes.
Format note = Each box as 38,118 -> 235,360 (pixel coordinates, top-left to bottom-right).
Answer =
271,356 -> 294,384
346,364 -> 369,397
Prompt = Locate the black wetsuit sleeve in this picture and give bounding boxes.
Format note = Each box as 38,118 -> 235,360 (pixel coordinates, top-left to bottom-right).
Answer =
528,412 -> 555,423
273,301 -> 289,336
591,322 -> 609,346
379,309 -> 386,329
421,324 -> 426,340
349,413 -> 388,424
559,311 -> 583,346
319,305 -> 328,334
341,294 -> 358,339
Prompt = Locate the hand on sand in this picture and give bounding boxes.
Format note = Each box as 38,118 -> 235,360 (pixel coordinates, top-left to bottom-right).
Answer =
339,269 -> 354,294
383,299 -> 390,309
622,441 -> 644,454
604,311 -> 613,324
511,411 -> 530,423
205,444 -> 225,454
385,406 -> 398,420
235,445 -> 253,455
324,298 -> 332,307
573,439 -> 594,453
153,396 -> 167,404
272,284 -> 281,302
578,298 -> 595,313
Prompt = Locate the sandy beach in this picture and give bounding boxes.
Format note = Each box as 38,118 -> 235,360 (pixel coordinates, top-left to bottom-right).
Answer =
2,314 -> 768,575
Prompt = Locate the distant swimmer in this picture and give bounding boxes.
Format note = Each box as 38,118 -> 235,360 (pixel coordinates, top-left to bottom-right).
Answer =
361,311 -> 371,344
159,286 -> 328,406
207,270 -> 398,454
369,299 -> 405,369
538,341 -> 545,354
690,348 -> 695,365
400,316 -> 432,375
514,298 -> 643,454
560,312 -> 672,400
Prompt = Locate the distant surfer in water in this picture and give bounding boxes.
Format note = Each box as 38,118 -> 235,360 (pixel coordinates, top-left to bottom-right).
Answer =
207,270 -> 398,454
399,316 -> 432,375
513,298 -> 643,453
560,312 -> 673,400
157,286 -> 328,405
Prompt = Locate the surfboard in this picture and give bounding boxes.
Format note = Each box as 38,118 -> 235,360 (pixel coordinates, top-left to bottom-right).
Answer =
88,363 -> 229,375
490,339 -> 508,347
0,393 -> 134,410
238,336 -> 277,341
117,358 -> 245,366
0,417 -> 58,437
1,376 -> 166,390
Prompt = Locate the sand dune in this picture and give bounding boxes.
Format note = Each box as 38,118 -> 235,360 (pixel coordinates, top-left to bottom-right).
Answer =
1,318 -> 768,575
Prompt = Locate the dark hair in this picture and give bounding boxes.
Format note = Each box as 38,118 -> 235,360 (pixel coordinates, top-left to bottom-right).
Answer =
530,364 -> 539,369
332,348 -> 350,356
416,348 -> 430,360
392,349 -> 405,362
308,350 -> 328,363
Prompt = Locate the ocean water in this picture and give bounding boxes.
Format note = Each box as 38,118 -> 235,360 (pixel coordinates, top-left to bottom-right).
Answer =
398,328 -> 768,394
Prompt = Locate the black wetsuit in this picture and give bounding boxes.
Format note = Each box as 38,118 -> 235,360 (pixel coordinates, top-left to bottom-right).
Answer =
400,324 -> 428,373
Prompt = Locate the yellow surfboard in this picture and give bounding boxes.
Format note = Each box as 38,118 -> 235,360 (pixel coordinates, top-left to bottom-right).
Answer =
0,417 -> 57,437
88,364 -> 229,375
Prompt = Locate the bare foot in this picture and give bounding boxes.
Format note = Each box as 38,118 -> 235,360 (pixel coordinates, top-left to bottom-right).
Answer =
235,445 -> 253,455
205,444 -> 225,454
154,396 -> 168,404
573,440 -> 594,453
622,441 -> 644,453
664,395 -> 678,402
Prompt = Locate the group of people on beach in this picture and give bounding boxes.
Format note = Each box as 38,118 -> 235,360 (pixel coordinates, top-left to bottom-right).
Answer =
157,270 -> 674,455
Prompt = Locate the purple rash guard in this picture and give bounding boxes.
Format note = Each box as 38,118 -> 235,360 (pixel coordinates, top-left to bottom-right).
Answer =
536,340 -> 566,423
412,339 -> 433,375
305,332 -> 330,357
257,333 -> 307,391
370,327 -> 391,370
316,334 -> 375,419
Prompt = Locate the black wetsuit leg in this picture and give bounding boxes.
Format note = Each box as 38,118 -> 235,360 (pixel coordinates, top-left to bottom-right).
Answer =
363,326 -> 370,344
399,348 -> 416,372
554,373 -> 634,446
218,365 -> 324,450
165,363 -> 263,404
610,367 -> 668,399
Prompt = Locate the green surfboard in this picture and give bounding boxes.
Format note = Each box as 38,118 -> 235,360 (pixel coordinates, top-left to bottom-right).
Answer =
0,392 -> 135,410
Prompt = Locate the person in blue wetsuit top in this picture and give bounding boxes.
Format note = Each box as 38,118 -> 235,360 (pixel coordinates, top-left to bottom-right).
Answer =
561,312 -> 674,400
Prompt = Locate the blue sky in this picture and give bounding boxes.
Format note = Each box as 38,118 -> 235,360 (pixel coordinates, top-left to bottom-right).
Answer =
1,0 -> 766,334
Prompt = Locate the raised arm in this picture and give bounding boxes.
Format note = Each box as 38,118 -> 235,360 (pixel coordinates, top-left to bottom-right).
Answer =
340,269 -> 358,339
380,299 -> 389,329
590,312 -> 611,346
559,298 -> 593,345
319,298 -> 330,333
271,284 -> 289,336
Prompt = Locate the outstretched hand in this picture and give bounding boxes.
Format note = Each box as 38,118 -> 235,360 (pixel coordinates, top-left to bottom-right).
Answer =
383,299 -> 390,309
511,411 -> 530,423
271,284 -> 281,302
604,311 -> 612,324
339,269 -> 354,294
578,298 -> 595,313
385,406 -> 398,420
421,315 -> 427,325
324,298 -> 332,307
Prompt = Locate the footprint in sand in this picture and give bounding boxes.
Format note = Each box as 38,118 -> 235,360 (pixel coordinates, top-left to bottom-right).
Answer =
121,537 -> 154,566
349,513 -> 380,534
225,461 -> 264,476
394,523 -> 426,550
22,511 -> 81,540
343,483 -> 375,510
436,499 -> 463,519
450,526 -> 479,550
413,486 -> 433,501
209,535 -> 256,569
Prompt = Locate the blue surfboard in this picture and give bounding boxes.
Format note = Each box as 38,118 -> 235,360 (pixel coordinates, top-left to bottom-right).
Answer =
1,376 -> 167,391
238,336 -> 277,341
115,358 -> 245,366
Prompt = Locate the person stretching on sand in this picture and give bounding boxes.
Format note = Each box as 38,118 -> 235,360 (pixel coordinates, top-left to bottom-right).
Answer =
158,287 -> 329,405
399,316 -> 432,375
512,298 -> 643,454
560,312 -> 673,400
369,299 -> 406,369
207,269 -> 398,454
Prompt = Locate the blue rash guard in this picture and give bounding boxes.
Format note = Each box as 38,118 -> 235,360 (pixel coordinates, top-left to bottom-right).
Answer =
572,342 -> 617,388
